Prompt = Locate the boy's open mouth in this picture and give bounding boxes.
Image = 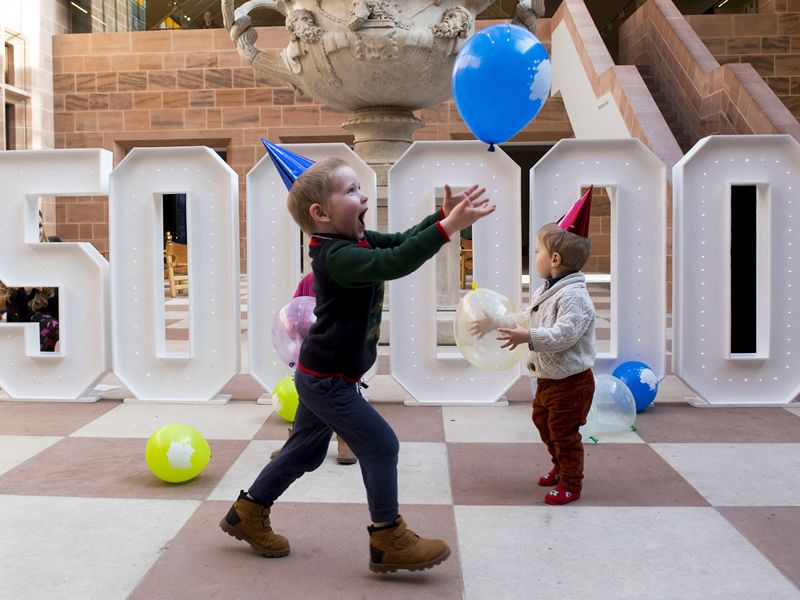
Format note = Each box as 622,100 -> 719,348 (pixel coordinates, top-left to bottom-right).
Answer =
358,209 -> 367,226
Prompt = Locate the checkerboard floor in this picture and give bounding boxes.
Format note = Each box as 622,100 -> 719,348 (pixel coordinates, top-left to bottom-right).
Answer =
0,279 -> 798,599
2,384 -> 800,600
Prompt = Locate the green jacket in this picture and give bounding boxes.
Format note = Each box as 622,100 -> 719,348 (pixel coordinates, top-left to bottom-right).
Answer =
297,210 -> 448,381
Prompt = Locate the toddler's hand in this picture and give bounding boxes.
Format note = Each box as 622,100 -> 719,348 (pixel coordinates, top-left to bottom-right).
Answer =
496,324 -> 530,351
468,310 -> 496,339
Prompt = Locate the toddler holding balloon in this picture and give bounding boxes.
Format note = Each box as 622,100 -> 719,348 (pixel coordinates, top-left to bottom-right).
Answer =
471,187 -> 596,505
221,146 -> 495,572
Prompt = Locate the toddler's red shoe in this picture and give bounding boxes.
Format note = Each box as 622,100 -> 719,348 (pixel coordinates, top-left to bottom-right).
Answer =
544,486 -> 580,505
537,467 -> 560,487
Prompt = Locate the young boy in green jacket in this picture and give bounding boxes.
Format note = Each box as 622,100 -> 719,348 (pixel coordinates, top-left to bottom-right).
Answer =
221,156 -> 495,573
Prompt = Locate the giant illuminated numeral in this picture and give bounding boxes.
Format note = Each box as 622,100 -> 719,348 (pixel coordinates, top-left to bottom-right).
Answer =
246,144 -> 377,392
109,147 -> 240,402
389,141 -> 522,405
8,138 -> 797,405
531,138 -> 667,377
673,135 -> 800,404
0,149 -> 112,400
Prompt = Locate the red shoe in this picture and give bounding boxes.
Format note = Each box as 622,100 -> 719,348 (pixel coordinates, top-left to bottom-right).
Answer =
537,467 -> 560,487
544,486 -> 580,505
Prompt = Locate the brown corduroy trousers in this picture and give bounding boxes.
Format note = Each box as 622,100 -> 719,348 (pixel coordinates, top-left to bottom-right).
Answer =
532,369 -> 595,493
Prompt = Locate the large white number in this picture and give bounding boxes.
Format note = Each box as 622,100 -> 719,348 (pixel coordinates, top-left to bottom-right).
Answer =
6,139 -> 797,405
531,138 -> 667,377
0,149 -> 112,400
246,144 -> 377,392
109,147 -> 240,402
673,135 -> 800,404
389,141 -> 522,405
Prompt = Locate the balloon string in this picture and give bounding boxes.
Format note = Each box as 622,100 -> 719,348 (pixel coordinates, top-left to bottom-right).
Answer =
487,143 -> 496,152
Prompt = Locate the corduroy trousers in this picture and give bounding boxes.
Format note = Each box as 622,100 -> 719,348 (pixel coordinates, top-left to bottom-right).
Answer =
532,369 -> 595,492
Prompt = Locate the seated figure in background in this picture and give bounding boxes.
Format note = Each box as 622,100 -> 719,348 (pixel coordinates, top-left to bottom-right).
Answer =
0,212 -> 60,351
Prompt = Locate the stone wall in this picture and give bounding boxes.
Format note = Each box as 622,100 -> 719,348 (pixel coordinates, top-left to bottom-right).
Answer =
685,5 -> 800,120
1,0 -> 69,232
620,0 -> 800,144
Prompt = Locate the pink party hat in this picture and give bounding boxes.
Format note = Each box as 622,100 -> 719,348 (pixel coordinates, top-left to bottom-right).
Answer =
557,186 -> 593,238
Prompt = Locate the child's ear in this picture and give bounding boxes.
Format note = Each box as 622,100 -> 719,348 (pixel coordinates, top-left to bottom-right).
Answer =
551,252 -> 563,267
309,203 -> 331,223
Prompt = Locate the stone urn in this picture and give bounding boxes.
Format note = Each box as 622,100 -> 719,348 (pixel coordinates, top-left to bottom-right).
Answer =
222,0 -> 543,162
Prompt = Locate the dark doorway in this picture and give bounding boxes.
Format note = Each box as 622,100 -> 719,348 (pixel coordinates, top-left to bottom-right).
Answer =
730,185 -> 757,354
162,194 -> 187,244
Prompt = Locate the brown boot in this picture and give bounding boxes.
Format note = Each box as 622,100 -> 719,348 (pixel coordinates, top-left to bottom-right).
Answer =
368,516 -> 450,573
219,490 -> 290,557
269,427 -> 294,460
336,437 -> 357,465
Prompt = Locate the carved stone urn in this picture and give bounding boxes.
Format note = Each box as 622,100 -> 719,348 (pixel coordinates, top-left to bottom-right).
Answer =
222,0 -> 544,332
222,0 -> 543,163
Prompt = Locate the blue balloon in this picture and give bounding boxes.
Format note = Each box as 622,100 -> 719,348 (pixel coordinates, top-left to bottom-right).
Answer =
612,361 -> 659,413
452,24 -> 551,148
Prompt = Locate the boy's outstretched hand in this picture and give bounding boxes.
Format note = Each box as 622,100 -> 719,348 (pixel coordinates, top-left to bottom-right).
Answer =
442,184 -> 486,217
496,324 -> 530,351
440,184 -> 495,238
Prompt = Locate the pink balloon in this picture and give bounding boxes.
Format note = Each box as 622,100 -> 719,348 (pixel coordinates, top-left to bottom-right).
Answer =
271,296 -> 316,367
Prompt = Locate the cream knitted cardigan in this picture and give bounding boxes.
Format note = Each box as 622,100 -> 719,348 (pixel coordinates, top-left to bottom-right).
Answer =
524,272 -> 596,380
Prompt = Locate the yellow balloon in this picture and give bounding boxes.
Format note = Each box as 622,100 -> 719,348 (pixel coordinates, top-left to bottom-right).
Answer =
273,376 -> 299,422
454,288 -> 528,371
145,424 -> 211,483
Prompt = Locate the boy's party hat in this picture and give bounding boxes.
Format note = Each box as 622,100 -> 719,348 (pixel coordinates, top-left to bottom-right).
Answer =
557,185 -> 593,238
261,139 -> 315,190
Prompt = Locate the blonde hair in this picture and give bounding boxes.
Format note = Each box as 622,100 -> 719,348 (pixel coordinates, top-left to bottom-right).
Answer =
537,222 -> 592,272
286,157 -> 348,235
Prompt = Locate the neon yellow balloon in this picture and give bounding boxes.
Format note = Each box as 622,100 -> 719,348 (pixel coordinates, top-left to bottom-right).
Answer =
272,376 -> 299,422
145,424 -> 211,483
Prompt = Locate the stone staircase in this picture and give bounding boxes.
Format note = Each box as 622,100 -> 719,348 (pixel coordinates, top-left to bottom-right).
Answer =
635,64 -> 693,155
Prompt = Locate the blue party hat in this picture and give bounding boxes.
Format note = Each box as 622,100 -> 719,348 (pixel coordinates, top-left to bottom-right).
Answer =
261,138 -> 315,190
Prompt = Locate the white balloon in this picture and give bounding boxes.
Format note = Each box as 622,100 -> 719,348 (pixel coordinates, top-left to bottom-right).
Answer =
580,374 -> 636,441
454,288 -> 527,371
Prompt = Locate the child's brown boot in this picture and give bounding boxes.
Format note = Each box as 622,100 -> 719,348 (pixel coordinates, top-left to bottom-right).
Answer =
219,490 -> 290,557
368,516 -> 450,573
336,437 -> 357,465
269,427 -> 293,460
